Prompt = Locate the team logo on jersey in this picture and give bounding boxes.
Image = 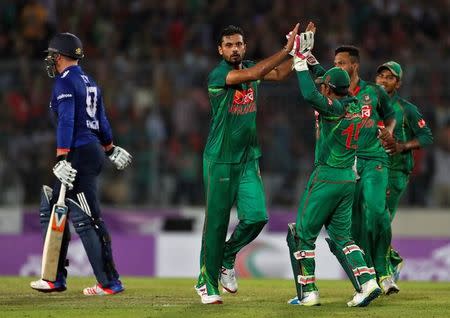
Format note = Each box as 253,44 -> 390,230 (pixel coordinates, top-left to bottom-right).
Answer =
418,119 -> 426,128
233,88 -> 254,105
362,94 -> 372,104
361,105 -> 372,118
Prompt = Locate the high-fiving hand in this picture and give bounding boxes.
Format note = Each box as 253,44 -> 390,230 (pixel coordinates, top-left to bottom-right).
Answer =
286,22 -> 316,57
284,23 -> 300,54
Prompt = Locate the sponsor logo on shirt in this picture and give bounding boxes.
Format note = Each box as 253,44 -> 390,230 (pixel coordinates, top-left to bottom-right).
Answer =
233,88 -> 254,105
57,93 -> 73,100
229,88 -> 256,115
361,105 -> 372,118
418,119 -> 426,128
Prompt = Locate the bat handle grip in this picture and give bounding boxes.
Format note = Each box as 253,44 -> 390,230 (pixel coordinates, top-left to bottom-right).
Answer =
57,184 -> 67,205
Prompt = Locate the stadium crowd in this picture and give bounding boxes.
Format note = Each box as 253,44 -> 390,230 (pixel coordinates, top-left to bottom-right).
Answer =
0,0 -> 449,207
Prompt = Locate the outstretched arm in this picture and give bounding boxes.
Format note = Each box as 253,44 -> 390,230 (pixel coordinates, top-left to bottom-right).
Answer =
225,23 -> 299,85
262,59 -> 294,81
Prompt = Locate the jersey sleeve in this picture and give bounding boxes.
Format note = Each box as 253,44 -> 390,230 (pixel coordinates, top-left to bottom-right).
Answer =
309,63 -> 326,78
54,78 -> 75,152
96,88 -> 113,146
296,70 -> 344,117
208,66 -> 229,91
377,86 -> 395,120
405,102 -> 433,147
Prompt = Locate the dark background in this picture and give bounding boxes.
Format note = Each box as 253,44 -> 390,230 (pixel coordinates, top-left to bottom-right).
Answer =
0,0 -> 448,208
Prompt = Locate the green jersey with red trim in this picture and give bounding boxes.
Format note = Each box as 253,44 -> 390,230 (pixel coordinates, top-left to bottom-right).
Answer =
388,93 -> 433,173
350,79 -> 395,165
297,70 -> 362,168
204,60 -> 261,163
310,65 -> 395,165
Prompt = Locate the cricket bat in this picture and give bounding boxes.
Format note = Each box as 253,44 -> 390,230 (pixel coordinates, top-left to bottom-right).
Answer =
41,184 -> 68,281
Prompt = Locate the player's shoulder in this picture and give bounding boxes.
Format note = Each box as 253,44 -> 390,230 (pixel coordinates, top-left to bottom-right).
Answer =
209,60 -> 229,73
364,80 -> 383,92
337,96 -> 358,111
242,60 -> 256,68
208,60 -> 231,86
397,96 -> 421,114
55,66 -> 81,85
54,71 -> 75,92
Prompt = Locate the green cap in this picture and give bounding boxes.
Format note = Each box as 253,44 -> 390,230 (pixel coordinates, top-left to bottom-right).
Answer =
377,61 -> 403,80
315,67 -> 350,94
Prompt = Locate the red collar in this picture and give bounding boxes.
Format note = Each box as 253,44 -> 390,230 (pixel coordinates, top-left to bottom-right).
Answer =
350,85 -> 361,96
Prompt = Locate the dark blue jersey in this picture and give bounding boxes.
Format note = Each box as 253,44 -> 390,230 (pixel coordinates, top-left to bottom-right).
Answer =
49,65 -> 113,152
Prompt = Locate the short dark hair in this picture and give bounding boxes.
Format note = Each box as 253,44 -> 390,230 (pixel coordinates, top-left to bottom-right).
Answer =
218,25 -> 245,46
335,45 -> 360,63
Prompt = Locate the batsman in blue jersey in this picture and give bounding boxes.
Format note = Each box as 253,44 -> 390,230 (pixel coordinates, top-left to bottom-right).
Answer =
30,33 -> 132,295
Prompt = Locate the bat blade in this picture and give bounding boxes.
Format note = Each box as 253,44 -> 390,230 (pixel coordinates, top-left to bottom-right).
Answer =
41,202 -> 68,281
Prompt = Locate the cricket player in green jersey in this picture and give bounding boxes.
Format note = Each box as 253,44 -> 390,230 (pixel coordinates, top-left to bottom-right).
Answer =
195,22 -> 308,305
286,48 -> 381,307
375,61 -> 433,282
307,45 -> 398,294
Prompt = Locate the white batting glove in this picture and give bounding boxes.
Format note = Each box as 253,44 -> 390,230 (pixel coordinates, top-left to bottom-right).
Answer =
53,160 -> 77,190
293,55 -> 309,71
108,146 -> 132,170
286,31 -> 314,57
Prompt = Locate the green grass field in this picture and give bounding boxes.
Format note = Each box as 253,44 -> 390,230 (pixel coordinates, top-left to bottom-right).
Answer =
1,277 -> 450,318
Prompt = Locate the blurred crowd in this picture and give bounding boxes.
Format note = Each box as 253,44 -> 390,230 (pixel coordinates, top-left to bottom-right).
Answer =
0,0 -> 449,208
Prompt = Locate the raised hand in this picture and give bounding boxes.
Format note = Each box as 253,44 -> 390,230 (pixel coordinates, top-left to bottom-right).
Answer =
305,21 -> 316,33
284,23 -> 300,53
286,22 -> 315,57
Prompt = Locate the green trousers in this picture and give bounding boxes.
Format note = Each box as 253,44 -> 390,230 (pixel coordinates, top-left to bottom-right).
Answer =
387,169 -> 409,221
197,158 -> 268,295
352,158 -> 392,279
296,165 -> 373,292
386,169 -> 409,272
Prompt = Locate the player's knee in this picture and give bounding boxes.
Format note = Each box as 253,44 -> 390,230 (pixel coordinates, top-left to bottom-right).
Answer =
67,198 -> 94,235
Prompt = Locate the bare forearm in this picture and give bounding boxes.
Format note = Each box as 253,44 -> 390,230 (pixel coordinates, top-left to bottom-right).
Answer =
226,48 -> 289,85
398,138 -> 422,152
264,58 -> 293,81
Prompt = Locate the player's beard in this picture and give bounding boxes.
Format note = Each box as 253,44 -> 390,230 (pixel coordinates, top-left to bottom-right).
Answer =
227,53 -> 243,66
